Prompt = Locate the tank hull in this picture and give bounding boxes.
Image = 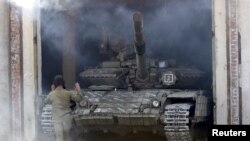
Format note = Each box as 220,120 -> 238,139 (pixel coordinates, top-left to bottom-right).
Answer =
40,89 -> 211,140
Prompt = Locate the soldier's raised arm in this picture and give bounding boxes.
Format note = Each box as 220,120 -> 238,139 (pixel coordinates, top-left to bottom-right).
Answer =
70,82 -> 83,102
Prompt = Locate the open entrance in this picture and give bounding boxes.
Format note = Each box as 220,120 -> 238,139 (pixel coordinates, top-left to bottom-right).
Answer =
39,0 -> 212,140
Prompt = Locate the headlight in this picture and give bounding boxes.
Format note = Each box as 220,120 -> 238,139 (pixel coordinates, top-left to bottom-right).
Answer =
79,100 -> 88,107
161,71 -> 177,86
152,100 -> 160,108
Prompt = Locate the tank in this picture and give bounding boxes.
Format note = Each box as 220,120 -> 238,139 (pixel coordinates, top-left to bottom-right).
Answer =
40,12 -> 212,141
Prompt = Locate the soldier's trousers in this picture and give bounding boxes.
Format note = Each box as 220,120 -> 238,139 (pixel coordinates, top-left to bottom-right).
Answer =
54,114 -> 72,141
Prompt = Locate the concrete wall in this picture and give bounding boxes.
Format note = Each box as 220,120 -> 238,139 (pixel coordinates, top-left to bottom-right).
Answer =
213,0 -> 250,124
22,7 -> 37,141
0,1 -> 38,140
212,0 -> 228,124
239,0 -> 250,124
0,0 -> 11,140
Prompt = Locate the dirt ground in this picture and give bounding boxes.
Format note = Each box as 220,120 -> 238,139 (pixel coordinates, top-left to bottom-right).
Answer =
40,131 -> 167,141
76,132 -> 166,141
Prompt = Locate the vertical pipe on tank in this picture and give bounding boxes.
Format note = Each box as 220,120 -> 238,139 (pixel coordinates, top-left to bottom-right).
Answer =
62,11 -> 76,89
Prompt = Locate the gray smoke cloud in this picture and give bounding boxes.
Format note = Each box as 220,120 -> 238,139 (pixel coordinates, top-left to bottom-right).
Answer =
144,0 -> 212,69
41,0 -> 212,91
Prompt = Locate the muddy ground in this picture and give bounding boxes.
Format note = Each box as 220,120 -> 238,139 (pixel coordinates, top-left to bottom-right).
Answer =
76,132 -> 166,141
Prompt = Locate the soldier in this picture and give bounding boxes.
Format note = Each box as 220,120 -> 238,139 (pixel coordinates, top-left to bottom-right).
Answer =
46,75 -> 83,141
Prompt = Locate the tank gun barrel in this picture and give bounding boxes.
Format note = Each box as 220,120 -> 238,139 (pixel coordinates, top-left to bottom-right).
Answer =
133,12 -> 149,81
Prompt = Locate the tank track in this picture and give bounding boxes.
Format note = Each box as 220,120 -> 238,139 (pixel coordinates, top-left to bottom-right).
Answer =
41,103 -> 194,141
164,103 -> 193,141
40,104 -> 54,135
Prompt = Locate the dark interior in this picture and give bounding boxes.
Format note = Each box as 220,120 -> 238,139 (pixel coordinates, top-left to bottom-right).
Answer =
41,0 -> 212,94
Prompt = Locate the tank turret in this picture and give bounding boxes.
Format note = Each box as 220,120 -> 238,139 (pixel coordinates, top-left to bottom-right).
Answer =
133,12 -> 149,82
78,11 -> 206,90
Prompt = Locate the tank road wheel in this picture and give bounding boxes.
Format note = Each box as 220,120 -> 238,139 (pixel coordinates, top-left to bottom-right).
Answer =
164,103 -> 193,141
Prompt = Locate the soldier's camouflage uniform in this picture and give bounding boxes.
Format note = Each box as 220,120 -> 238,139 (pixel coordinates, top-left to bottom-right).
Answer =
46,86 -> 83,141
